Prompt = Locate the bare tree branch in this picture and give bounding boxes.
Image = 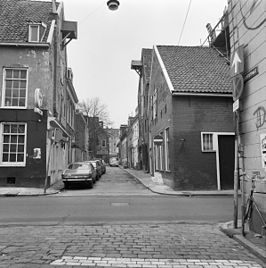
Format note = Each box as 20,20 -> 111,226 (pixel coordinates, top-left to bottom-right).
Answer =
77,97 -> 113,127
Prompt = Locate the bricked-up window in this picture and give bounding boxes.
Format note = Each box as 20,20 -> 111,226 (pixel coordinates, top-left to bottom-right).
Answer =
202,133 -> 214,152
0,123 -> 27,166
2,68 -> 27,108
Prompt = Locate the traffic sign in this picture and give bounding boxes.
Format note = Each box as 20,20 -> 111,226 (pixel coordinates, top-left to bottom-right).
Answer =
232,74 -> 244,101
231,46 -> 244,77
233,99 -> 239,112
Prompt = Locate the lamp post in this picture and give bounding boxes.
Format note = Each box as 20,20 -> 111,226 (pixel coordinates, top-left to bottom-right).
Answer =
107,0 -> 120,11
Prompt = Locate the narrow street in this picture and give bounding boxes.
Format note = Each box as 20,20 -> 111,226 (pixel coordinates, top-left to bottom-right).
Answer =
0,167 -> 264,267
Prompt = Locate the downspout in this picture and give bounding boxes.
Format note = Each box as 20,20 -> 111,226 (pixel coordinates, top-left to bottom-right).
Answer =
53,23 -> 58,117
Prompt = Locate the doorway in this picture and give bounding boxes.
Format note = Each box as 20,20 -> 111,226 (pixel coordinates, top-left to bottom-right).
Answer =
218,135 -> 235,190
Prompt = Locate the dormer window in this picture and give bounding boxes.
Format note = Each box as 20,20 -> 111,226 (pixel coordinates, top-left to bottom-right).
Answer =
28,23 -> 47,42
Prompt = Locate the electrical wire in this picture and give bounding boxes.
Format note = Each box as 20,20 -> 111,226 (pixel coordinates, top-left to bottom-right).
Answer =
79,2 -> 106,24
178,0 -> 192,45
239,0 -> 266,30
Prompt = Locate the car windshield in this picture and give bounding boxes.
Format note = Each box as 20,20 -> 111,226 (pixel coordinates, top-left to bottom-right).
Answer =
68,163 -> 91,170
90,162 -> 97,168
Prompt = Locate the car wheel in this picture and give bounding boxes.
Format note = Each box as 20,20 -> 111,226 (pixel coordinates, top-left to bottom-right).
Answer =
87,181 -> 93,189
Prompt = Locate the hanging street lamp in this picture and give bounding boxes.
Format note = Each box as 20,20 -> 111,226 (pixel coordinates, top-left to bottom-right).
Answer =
107,0 -> 120,11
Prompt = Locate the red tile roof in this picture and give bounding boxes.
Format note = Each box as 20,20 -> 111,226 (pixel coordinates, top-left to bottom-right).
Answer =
0,0 -> 56,43
156,45 -> 232,94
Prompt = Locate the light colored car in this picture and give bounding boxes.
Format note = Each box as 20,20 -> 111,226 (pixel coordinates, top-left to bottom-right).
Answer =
109,157 -> 119,167
62,162 -> 95,188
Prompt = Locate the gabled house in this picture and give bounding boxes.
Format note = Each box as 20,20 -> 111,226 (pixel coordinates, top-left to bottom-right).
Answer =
131,48 -> 153,172
148,45 -> 234,190
0,0 -> 77,187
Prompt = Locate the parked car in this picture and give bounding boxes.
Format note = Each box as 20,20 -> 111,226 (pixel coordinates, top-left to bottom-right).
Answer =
97,159 -> 106,174
88,160 -> 102,180
62,162 -> 95,188
109,157 -> 119,167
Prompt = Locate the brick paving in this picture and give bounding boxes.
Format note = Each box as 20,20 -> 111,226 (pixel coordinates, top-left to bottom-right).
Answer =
0,223 -> 264,267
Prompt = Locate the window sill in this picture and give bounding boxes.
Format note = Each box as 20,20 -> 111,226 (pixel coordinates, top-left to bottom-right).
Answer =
0,107 -> 27,109
0,163 -> 26,167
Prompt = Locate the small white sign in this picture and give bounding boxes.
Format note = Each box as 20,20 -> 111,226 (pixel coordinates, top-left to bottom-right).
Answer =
233,99 -> 239,112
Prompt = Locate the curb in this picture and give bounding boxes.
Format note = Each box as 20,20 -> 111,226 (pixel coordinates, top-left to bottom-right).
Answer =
220,221 -> 266,264
122,167 -> 237,197
0,190 -> 60,197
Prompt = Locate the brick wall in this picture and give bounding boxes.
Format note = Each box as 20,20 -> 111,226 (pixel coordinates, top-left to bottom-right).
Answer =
171,96 -> 234,190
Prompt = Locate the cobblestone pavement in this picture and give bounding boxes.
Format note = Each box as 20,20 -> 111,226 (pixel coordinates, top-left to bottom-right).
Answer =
0,223 -> 264,268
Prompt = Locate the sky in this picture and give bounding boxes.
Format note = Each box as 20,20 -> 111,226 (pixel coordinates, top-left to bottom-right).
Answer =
62,0 -> 228,128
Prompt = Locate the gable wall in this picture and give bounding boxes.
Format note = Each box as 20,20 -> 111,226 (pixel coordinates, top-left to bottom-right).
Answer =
172,95 -> 234,190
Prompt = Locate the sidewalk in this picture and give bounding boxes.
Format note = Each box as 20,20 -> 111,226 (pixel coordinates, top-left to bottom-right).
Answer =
123,167 -> 237,196
0,179 -> 64,197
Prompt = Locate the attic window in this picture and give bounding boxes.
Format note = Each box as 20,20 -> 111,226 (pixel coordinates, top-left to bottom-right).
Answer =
28,23 -> 47,42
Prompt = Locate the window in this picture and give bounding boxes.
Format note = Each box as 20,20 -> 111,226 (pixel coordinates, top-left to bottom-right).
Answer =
0,123 -> 27,166
29,25 -> 40,42
2,68 -> 27,108
202,133 -> 214,152
165,128 -> 170,171
28,23 -> 47,42
102,140 -> 106,147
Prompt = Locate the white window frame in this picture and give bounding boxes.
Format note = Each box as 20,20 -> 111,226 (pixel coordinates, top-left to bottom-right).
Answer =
29,24 -> 40,42
1,68 -> 28,109
0,122 -> 27,167
164,128 -> 170,171
28,23 -> 47,42
201,132 -> 216,152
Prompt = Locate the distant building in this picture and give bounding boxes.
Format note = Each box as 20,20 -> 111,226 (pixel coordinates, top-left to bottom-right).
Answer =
0,0 -> 77,187
107,128 -> 120,161
119,124 -> 128,168
73,112 -> 89,162
127,115 -> 139,169
131,49 -> 153,172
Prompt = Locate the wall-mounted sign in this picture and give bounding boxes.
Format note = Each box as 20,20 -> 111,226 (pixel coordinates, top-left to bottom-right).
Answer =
232,74 -> 244,101
34,88 -> 43,108
153,135 -> 163,144
233,99 -> 239,112
231,45 -> 244,77
33,148 -> 41,159
244,67 -> 259,83
34,88 -> 44,116
260,134 -> 266,169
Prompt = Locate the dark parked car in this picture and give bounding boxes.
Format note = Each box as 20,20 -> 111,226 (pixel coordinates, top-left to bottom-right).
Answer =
62,162 -> 96,188
97,159 -> 106,174
88,160 -> 102,180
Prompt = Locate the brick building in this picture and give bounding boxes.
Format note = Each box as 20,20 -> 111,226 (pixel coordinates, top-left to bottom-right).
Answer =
147,45 -> 234,190
131,48 -> 153,172
0,0 -> 77,187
